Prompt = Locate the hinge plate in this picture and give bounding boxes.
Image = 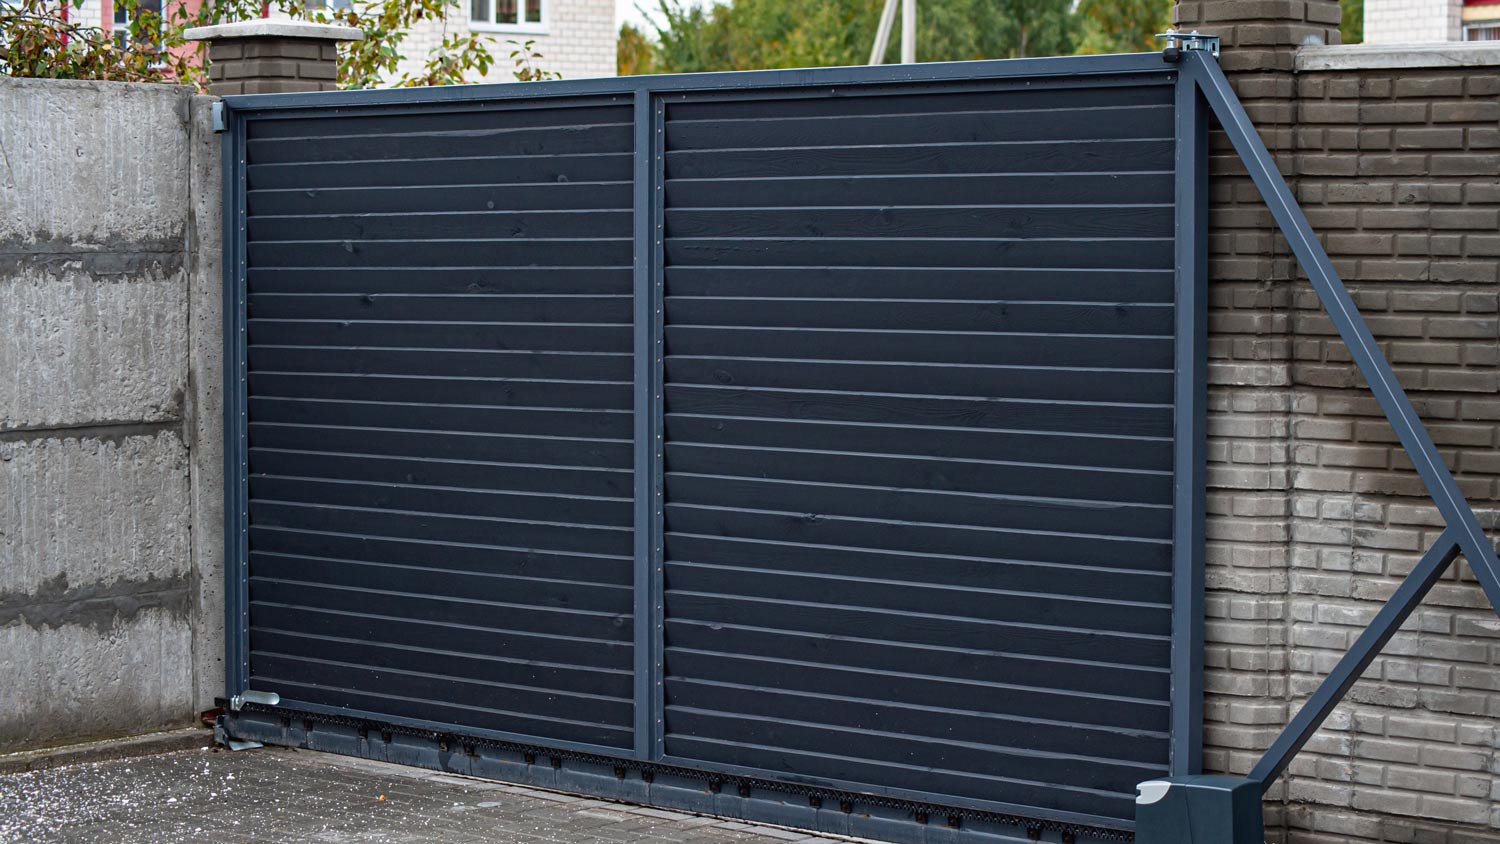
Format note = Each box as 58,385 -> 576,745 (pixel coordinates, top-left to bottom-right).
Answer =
212,101 -> 227,133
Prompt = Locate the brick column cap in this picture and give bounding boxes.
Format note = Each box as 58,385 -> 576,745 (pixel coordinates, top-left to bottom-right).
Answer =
1298,41 -> 1500,71
185,19 -> 363,44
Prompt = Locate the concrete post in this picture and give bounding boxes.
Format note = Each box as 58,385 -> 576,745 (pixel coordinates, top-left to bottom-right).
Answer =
184,20 -> 363,96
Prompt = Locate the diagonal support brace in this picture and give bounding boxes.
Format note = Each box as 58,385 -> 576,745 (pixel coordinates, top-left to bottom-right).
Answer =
1139,53 -> 1500,844
1178,51 -> 1500,607
1246,528 -> 1462,789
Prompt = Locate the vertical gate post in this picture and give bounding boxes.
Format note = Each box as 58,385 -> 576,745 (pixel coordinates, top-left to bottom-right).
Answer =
631,88 -> 663,761
1170,62 -> 1208,779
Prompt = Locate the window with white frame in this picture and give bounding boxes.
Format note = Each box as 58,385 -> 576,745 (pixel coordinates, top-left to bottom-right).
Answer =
1466,22 -> 1500,40
112,0 -> 163,48
470,0 -> 544,30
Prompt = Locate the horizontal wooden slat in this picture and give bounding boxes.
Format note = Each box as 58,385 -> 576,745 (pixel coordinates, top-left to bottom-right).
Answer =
249,449 -> 631,499
247,372 -> 631,410
249,417 -> 630,458
663,618 -> 1168,699
250,476 -> 631,529
249,320 -> 631,353
665,82 -> 1172,122
667,105 -> 1173,151
663,533 -> 1169,604
665,357 -> 1171,403
664,591 -> 1168,668
248,155 -> 632,191
666,326 -> 1172,368
253,628 -> 631,697
251,500 -> 631,558
248,181 -> 632,217
249,652 -> 631,727
666,205 -> 1171,239
249,526 -> 632,587
664,474 -> 1171,540
666,140 -> 1173,180
666,173 -> 1174,208
667,561 -> 1168,635
249,578 -> 631,641
250,553 -> 630,614
249,238 -> 632,269
253,602 -> 632,668
249,210 -> 633,242
665,385 -> 1173,439
663,414 -> 1171,472
247,103 -> 631,141
664,267 -> 1174,302
248,267 -> 633,296
248,347 -> 633,381
251,677 -> 634,748
666,237 -> 1171,270
665,298 -> 1173,334
249,122 -> 633,165
665,678 -> 1165,762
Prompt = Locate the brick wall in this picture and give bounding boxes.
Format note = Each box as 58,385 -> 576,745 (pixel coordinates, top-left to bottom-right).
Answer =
1365,0 -> 1464,44
1276,51 -> 1500,843
1174,0 -> 1500,838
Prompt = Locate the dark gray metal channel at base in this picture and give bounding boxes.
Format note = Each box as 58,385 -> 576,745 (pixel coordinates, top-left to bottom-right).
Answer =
220,52 -> 1206,843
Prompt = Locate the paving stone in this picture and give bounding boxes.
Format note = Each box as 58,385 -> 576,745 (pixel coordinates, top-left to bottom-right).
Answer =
0,747 -> 880,844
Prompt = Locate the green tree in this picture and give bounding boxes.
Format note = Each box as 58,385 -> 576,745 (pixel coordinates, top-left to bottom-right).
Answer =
618,21 -> 656,75
1341,0 -> 1363,44
645,0 -> 1075,74
1075,0 -> 1171,55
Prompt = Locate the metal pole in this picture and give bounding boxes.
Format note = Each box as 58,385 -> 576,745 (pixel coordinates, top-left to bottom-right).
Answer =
869,0 -> 898,65
1169,63 -> 1208,778
901,0 -> 915,64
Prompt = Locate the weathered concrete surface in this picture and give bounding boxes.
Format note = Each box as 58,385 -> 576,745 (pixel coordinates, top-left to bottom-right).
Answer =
0,258 -> 187,431
0,434 -> 190,595
0,434 -> 194,752
0,611 -> 194,753
0,77 -> 219,753
0,79 -> 191,253
186,94 -> 225,713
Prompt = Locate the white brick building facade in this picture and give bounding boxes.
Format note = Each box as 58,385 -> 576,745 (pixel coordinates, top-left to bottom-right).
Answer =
394,0 -> 616,83
1363,0 -> 1500,42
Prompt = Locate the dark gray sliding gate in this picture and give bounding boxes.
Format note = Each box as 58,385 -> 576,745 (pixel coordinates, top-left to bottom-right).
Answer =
221,52 -> 1205,842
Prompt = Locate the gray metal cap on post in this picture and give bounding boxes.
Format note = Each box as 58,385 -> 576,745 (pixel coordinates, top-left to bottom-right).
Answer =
185,19 -> 363,96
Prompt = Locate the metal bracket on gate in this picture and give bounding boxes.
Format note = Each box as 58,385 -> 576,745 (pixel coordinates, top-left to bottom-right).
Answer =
1136,48 -> 1500,844
1157,30 -> 1220,63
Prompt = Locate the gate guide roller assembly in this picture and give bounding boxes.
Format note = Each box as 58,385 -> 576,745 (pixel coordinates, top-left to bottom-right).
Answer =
1135,33 -> 1500,844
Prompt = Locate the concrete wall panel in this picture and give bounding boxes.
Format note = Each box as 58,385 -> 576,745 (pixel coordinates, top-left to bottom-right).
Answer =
0,79 -> 192,253
0,259 -> 187,431
0,433 -> 191,597
0,610 -> 194,752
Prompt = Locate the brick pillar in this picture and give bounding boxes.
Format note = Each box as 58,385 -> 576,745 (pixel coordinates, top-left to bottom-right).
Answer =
185,20 -> 363,96
1169,3 -> 1341,841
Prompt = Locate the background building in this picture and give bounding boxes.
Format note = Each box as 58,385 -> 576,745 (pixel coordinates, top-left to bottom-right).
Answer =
1366,0 -> 1500,42
396,0 -> 616,82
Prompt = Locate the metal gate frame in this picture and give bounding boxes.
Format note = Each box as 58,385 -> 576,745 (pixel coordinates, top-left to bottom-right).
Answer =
219,50 -> 1210,841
